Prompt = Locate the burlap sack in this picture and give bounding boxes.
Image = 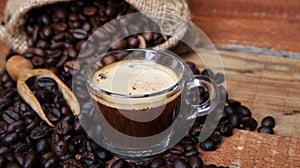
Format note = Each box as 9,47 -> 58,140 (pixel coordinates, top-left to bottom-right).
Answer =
0,0 -> 190,54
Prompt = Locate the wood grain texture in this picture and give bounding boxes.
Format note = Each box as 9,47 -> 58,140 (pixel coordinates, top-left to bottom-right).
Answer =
189,0 -> 300,54
201,130 -> 300,167
184,49 -> 300,137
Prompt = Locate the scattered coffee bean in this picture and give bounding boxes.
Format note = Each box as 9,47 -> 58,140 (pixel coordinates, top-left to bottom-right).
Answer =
111,159 -> 128,168
257,126 -> 274,134
188,156 -> 204,168
174,158 -> 189,168
200,140 -> 217,151
261,116 -> 275,128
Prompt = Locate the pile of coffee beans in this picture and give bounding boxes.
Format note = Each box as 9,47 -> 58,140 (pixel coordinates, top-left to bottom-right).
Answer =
22,0 -> 166,72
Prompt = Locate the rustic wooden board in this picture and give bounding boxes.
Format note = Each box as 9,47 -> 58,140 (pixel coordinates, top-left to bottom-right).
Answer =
200,130 -> 300,167
189,0 -> 300,54
184,49 -> 300,138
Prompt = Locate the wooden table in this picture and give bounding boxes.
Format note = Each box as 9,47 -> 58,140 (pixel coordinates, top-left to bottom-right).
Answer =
1,0 -> 300,167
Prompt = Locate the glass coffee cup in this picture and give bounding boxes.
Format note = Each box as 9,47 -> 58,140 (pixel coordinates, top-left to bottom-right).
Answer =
79,49 -> 223,159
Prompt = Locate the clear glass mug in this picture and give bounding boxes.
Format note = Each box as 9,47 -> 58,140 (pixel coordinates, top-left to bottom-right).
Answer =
80,49 -> 223,159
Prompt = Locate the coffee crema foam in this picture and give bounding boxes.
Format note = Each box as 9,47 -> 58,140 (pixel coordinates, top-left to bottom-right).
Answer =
90,60 -> 181,110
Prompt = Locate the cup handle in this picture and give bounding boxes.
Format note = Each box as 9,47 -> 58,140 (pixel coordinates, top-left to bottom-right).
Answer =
184,75 -> 220,118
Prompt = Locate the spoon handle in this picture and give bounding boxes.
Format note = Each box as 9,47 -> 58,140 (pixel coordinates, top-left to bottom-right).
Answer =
6,55 -> 33,81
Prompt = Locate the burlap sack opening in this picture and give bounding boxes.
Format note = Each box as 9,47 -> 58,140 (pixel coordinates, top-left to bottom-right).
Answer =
0,0 -> 190,54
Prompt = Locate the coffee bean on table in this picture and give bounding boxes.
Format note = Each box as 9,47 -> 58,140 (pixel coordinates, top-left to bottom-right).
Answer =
111,159 -> 128,168
51,140 -> 69,156
261,116 -> 275,128
173,158 -> 189,168
35,138 -> 50,153
204,164 -> 218,168
219,123 -> 233,137
241,117 -> 258,130
214,73 -> 225,84
151,158 -> 165,168
30,125 -> 51,140
257,126 -> 274,134
228,113 -> 240,128
226,99 -> 241,107
200,140 -> 217,151
188,156 -> 204,168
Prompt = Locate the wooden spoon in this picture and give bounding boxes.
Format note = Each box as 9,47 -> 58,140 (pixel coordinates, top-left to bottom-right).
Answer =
6,55 -> 80,127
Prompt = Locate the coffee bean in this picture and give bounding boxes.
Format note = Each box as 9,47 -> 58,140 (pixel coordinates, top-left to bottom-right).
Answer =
219,85 -> 228,101
210,132 -> 222,144
7,121 -> 24,133
23,151 -> 41,168
224,106 -> 235,115
189,126 -> 202,137
169,144 -> 184,155
257,126 -> 274,134
151,158 -> 165,168
5,162 -> 21,168
102,55 -> 116,65
52,140 -> 69,156
14,143 -> 31,154
83,5 -> 98,16
188,156 -> 204,168
226,99 -> 241,107
41,13 -> 51,25
111,159 -> 128,168
37,77 -> 57,88
40,26 -> 54,40
62,159 -> 84,168
235,105 -> 252,117
174,158 -> 189,168
50,42 -> 65,50
2,133 -> 19,145
214,73 -> 225,84
228,114 -> 240,128
111,39 -> 127,50
53,8 -> 68,22
127,36 -> 139,48
219,123 -> 233,137
106,5 -> 118,17
201,69 -> 214,79
56,55 -> 69,68
0,98 -> 12,111
35,139 -> 50,153
241,117 -> 258,130
0,156 -> 6,168
43,157 -> 59,168
45,107 -> 61,123
37,40 -> 50,49
82,21 -> 92,32
261,116 -> 275,128
142,32 -> 154,42
200,140 -> 217,151
93,149 -> 112,161
81,151 -> 95,166
3,109 -> 19,124
71,29 -> 88,40
30,125 -> 51,140
184,148 -> 199,157
0,121 -> 7,134
56,120 -> 70,135
31,56 -> 45,67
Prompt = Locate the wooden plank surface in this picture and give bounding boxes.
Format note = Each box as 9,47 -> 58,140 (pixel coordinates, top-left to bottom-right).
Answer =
189,0 -> 300,54
184,49 -> 300,138
1,0 -> 300,167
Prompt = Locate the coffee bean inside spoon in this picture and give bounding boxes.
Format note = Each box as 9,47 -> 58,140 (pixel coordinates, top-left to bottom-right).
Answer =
6,55 -> 80,127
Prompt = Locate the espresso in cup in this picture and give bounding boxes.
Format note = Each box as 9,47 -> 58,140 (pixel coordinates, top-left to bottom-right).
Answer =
89,59 -> 182,137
